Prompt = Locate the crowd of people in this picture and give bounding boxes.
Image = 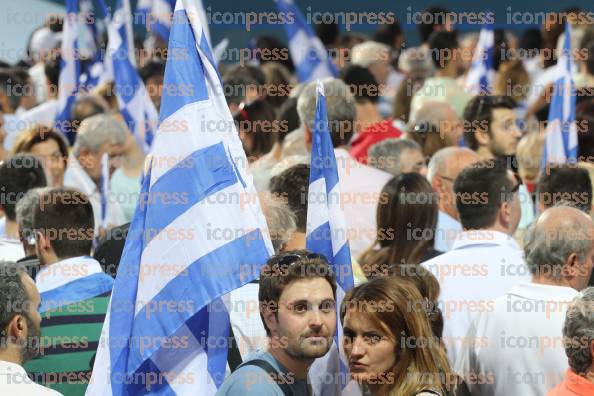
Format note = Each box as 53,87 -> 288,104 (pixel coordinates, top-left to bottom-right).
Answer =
1,4 -> 594,396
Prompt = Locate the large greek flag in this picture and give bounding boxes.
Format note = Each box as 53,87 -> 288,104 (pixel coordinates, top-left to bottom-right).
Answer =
107,0 -> 159,152
54,0 -> 80,144
542,23 -> 578,168
274,0 -> 337,82
87,0 -> 273,394
465,26 -> 494,95
306,80 -> 354,393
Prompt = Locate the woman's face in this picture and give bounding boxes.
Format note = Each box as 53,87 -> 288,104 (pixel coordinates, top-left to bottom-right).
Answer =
342,308 -> 396,385
29,139 -> 66,187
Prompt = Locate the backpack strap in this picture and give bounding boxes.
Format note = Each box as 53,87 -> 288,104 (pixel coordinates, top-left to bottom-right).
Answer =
237,359 -> 295,396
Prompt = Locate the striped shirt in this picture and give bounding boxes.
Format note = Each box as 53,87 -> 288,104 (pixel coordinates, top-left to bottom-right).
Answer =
26,257 -> 113,395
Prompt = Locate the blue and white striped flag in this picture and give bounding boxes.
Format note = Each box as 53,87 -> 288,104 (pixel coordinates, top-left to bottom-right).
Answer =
107,0 -> 158,152
465,26 -> 494,95
87,0 -> 273,393
306,80 -> 354,393
55,0 -> 81,144
274,0 -> 337,83
137,0 -> 177,44
79,0 -> 110,91
542,23 -> 578,168
99,152 -> 110,230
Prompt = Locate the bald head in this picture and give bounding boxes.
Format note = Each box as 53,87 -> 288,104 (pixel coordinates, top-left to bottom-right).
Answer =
525,206 -> 594,289
411,101 -> 462,146
427,147 -> 480,183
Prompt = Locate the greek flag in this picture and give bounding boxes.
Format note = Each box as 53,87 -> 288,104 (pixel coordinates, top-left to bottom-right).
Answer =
465,26 -> 494,95
542,23 -> 578,168
274,0 -> 337,82
137,0 -> 177,43
54,0 -> 80,144
79,0 -> 110,90
107,0 -> 159,152
87,0 -> 273,394
306,81 -> 354,393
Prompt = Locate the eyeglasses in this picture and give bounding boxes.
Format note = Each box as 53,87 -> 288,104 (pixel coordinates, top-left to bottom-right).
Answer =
439,175 -> 455,183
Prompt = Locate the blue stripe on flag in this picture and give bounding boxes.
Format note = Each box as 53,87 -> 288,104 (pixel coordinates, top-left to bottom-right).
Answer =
126,229 -> 268,374
143,142 -> 237,240
159,10 -> 209,122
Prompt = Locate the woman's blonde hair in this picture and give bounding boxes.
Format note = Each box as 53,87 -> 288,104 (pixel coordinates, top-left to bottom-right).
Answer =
340,277 -> 454,396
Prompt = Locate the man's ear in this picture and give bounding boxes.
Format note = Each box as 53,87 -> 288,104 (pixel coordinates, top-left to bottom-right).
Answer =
260,301 -> 279,335
563,252 -> 579,279
36,231 -> 51,254
500,201 -> 512,226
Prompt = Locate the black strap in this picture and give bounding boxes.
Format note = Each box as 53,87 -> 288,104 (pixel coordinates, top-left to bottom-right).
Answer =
237,359 -> 295,396
227,325 -> 243,372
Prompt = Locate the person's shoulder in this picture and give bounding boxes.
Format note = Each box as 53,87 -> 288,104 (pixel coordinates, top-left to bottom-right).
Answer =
216,363 -> 282,396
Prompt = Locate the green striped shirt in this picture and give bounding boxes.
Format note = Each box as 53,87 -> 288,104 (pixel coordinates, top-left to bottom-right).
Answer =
25,292 -> 110,396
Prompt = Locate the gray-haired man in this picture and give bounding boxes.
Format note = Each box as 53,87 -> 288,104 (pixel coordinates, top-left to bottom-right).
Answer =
457,206 -> 594,396
64,114 -> 127,232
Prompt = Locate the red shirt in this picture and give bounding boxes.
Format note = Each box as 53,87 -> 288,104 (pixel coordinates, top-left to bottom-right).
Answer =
547,369 -> 594,396
350,119 -> 402,164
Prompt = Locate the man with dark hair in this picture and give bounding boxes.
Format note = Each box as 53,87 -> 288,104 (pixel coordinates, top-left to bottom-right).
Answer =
410,31 -> 471,118
422,159 -> 530,364
0,154 -> 47,261
139,60 -> 165,111
0,261 -> 61,394
463,95 -> 522,160
418,6 -> 453,45
25,187 -> 113,395
269,164 -> 310,250
218,250 -> 337,395
340,65 -> 403,163
537,166 -> 593,213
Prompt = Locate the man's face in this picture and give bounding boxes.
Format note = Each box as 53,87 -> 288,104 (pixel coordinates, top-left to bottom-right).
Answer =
30,139 -> 66,187
575,238 -> 594,291
398,148 -> 427,176
488,108 -> 522,157
146,75 -> 164,112
20,273 -> 42,362
273,277 -> 336,360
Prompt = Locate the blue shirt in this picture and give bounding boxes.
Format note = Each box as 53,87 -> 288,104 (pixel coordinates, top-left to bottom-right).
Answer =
216,350 -> 309,395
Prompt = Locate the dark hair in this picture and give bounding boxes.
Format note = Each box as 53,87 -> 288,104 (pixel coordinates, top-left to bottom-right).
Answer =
418,6 -> 450,44
252,36 -> 294,72
463,95 -> 517,151
44,55 -> 61,87
538,166 -> 593,213
269,164 -> 310,232
33,188 -> 95,258
519,28 -> 543,54
234,99 -> 277,159
359,173 -> 438,278
0,154 -> 47,221
12,125 -> 69,161
139,59 -> 166,83
315,21 -> 340,47
454,159 -> 514,229
340,65 -> 380,104
374,21 -> 403,48
70,96 -> 107,133
428,30 -> 458,69
276,97 -> 300,143
0,262 -> 28,344
577,99 -> 594,159
259,250 -> 336,337
223,75 -> 258,106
